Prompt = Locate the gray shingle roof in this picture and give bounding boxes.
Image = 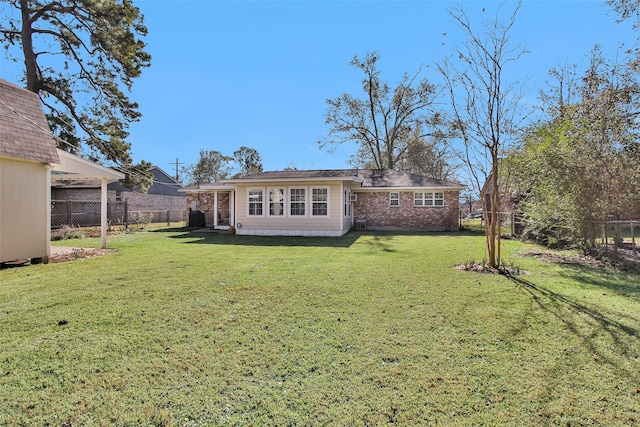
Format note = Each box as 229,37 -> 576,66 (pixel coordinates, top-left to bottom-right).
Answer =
232,169 -> 464,189
356,169 -> 462,188
0,79 -> 59,164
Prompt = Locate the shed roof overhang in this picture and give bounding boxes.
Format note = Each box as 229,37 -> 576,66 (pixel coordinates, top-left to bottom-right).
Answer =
50,149 -> 124,183
48,149 -> 124,250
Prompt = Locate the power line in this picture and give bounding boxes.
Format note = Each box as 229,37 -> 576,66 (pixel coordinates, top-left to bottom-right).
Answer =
170,158 -> 184,181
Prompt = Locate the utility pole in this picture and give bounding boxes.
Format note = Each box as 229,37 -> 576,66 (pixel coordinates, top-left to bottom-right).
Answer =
171,158 -> 184,182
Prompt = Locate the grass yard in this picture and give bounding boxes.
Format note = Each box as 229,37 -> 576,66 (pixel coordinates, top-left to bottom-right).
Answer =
1,228 -> 639,425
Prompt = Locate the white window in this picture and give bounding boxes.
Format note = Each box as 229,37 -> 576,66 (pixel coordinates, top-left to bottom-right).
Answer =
414,192 -> 445,207
290,188 -> 306,216
248,189 -> 264,216
389,192 -> 400,207
268,188 -> 285,216
311,187 -> 329,216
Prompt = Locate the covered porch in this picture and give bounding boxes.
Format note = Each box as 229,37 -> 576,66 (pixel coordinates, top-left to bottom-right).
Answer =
185,183 -> 236,230
50,149 -> 125,249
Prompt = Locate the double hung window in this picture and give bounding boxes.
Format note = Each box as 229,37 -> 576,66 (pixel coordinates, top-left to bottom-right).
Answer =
269,188 -> 285,216
248,189 -> 263,216
290,188 -> 306,216
312,188 -> 328,216
389,192 -> 400,207
414,192 -> 444,207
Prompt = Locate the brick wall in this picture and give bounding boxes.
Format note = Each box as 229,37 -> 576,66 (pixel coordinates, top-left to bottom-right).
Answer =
186,192 -> 231,227
353,191 -> 460,231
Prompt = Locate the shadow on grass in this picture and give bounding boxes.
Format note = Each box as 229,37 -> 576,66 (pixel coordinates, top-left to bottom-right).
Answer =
163,229 -> 362,248
508,273 -> 640,380
156,228 -> 482,249
557,264 -> 640,299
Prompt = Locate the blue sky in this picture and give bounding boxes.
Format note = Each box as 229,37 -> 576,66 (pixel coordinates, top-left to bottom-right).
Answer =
1,1 -> 637,181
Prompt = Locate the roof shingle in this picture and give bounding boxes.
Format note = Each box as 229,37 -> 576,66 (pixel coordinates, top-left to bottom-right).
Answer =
0,79 -> 59,164
232,169 -> 464,189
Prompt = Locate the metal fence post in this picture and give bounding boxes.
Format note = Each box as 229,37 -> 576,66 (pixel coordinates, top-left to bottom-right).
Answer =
632,220 -> 637,263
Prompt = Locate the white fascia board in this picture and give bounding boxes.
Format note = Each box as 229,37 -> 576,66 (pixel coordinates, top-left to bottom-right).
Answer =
180,183 -> 237,192
51,149 -> 124,182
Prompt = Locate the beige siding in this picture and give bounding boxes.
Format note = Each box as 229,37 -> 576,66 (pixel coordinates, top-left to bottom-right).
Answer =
235,181 -> 348,236
1,157 -> 49,262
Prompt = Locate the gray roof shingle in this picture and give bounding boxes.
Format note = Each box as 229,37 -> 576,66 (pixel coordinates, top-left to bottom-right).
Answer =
0,78 -> 59,164
232,169 -> 464,189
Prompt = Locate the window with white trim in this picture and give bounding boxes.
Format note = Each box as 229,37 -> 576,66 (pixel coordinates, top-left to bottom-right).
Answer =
290,188 -> 306,216
389,192 -> 400,207
248,189 -> 263,216
311,187 -> 328,216
268,188 -> 285,216
414,192 -> 445,207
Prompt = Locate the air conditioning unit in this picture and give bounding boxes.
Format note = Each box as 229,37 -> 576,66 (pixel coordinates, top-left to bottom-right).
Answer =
350,194 -> 358,202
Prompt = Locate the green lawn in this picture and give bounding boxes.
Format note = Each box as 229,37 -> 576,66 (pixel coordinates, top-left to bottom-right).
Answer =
1,229 -> 639,426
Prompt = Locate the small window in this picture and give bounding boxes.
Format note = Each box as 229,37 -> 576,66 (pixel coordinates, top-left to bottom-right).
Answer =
290,188 -> 306,216
248,189 -> 263,216
312,188 -> 328,216
390,192 -> 400,207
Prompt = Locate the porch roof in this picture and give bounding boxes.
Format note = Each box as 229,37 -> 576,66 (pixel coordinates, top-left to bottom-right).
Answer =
50,149 -> 124,183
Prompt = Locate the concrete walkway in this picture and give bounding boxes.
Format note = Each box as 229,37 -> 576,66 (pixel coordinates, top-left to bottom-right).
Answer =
50,246 -> 100,257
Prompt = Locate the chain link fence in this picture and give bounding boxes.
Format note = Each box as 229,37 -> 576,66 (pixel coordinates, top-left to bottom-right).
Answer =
51,200 -> 185,228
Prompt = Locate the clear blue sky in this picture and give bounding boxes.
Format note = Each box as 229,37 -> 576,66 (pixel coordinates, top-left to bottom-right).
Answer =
1,1 -> 636,180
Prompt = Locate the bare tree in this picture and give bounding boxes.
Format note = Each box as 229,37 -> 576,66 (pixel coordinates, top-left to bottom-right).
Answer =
320,51 -> 440,170
437,2 -> 527,268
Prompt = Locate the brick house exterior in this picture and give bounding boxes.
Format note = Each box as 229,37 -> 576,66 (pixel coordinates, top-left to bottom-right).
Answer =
354,190 -> 460,231
184,169 -> 464,235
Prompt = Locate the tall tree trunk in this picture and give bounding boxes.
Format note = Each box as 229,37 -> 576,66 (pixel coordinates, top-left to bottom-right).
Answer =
19,1 -> 39,93
484,154 -> 501,268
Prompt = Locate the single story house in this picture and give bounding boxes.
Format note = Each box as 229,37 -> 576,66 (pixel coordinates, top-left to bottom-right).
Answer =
184,169 -> 464,236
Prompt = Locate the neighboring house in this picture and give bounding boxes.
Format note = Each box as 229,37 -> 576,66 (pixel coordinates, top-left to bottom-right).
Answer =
184,169 -> 464,236
52,166 -> 186,224
1,78 -> 123,264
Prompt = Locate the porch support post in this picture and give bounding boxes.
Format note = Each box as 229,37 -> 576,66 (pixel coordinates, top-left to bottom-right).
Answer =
230,190 -> 235,226
213,191 -> 218,228
100,178 -> 108,249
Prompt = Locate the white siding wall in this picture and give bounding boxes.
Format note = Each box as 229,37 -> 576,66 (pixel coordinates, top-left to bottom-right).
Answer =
234,181 -> 348,236
0,157 -> 49,262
